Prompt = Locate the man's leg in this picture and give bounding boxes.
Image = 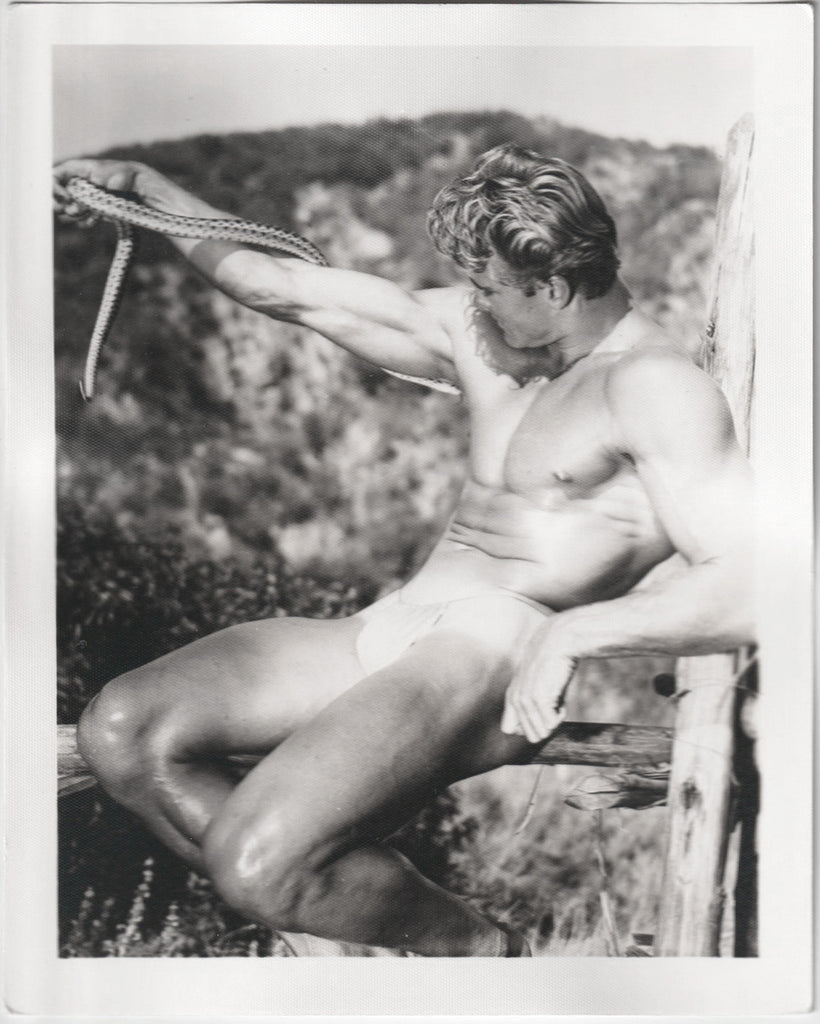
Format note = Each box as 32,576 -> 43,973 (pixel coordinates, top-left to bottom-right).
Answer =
200,595 -> 544,956
77,614 -> 367,871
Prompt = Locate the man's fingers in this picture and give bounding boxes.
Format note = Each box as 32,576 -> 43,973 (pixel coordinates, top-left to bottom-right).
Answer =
503,650 -> 576,740
53,159 -> 97,187
52,177 -> 74,213
53,162 -> 89,219
521,703 -> 565,744
503,688 -> 544,743
52,195 -> 98,227
542,705 -> 567,740
503,676 -> 569,742
53,160 -> 119,226
517,696 -> 548,743
501,696 -> 536,738
500,701 -> 524,736
53,158 -> 138,196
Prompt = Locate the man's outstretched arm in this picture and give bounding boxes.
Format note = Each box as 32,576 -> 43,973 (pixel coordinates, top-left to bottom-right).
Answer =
53,158 -> 458,386
502,349 -> 755,742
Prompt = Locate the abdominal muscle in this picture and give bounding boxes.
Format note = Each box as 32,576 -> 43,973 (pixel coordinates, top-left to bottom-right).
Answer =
403,479 -> 673,611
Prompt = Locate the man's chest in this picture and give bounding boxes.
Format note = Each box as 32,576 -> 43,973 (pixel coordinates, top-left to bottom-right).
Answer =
465,363 -> 624,498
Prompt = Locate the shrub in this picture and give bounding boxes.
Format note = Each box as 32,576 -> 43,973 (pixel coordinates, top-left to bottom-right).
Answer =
57,499 -> 367,723
61,858 -> 278,958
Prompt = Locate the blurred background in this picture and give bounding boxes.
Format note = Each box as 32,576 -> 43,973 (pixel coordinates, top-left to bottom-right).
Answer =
54,45 -> 751,957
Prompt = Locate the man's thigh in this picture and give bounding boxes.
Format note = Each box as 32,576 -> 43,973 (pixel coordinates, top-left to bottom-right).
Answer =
104,614 -> 367,756
211,594 -> 546,855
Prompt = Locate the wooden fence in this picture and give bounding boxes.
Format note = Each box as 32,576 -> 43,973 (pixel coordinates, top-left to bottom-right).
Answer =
56,116 -> 757,958
58,720 -> 674,798
655,114 -> 757,958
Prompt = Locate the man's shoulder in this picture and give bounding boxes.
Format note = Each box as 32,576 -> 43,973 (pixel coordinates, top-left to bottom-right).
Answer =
606,340 -> 713,401
605,341 -> 734,452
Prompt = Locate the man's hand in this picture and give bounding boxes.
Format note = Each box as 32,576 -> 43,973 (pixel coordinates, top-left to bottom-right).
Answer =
501,619 -> 579,743
53,159 -> 147,225
53,158 -> 205,226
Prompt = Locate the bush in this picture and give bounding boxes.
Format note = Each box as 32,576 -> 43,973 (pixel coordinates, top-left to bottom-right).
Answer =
57,499 -> 368,723
61,856 -> 281,958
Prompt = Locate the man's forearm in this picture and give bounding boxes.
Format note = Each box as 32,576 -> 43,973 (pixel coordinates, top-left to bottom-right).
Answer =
130,164 -> 227,222
554,560 -> 755,661
129,164 -> 267,300
500,559 -> 754,741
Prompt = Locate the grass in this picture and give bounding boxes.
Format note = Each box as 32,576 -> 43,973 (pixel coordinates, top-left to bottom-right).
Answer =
62,791 -> 667,958
62,859 -> 286,958
449,765 -> 668,955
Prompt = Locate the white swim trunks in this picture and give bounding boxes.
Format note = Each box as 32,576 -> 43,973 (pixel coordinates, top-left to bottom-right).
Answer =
355,587 -> 549,676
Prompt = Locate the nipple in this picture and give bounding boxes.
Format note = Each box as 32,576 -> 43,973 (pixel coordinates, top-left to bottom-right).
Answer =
553,469 -> 573,483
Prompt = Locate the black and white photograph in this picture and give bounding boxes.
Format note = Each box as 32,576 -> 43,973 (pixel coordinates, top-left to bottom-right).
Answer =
2,3 -> 814,1019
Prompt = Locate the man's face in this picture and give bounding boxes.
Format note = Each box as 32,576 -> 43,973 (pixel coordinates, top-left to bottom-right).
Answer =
469,255 -> 557,350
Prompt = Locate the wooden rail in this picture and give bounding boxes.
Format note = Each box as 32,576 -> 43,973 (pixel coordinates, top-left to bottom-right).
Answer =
58,720 -> 674,798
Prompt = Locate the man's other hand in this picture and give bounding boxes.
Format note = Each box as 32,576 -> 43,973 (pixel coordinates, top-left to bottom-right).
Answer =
501,620 -> 578,743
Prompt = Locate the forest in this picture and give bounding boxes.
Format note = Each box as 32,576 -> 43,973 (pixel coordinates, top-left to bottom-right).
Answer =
56,109 -> 721,956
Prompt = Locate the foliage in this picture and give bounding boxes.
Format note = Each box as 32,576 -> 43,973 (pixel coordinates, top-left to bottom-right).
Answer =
57,499 -> 367,724
62,856 -> 280,958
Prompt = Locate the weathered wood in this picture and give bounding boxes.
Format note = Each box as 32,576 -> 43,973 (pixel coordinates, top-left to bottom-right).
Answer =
530,721 -> 671,768
564,768 -> 669,812
58,724 -> 97,797
654,115 -> 756,958
731,653 -> 759,956
57,720 -> 673,797
732,763 -> 759,957
654,653 -> 743,955
699,112 -> 756,456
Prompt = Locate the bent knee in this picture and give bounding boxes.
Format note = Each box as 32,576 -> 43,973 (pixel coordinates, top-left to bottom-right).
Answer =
77,672 -> 168,800
201,811 -> 328,929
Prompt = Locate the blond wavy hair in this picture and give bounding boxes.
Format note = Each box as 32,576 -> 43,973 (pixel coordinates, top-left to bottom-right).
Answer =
427,143 -> 619,299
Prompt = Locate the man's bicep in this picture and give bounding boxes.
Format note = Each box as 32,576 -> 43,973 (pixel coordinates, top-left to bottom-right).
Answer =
611,355 -> 753,565
637,440 -> 753,567
247,258 -> 458,381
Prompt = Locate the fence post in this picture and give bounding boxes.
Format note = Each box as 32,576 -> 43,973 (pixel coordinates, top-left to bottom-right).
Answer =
654,115 -> 756,957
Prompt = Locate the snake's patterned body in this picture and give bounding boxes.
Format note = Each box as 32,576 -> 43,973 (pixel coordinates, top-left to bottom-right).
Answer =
66,177 -> 328,400
66,176 -> 461,400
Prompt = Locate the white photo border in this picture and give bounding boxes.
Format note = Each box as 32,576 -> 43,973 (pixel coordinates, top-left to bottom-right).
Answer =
2,2 -> 814,1018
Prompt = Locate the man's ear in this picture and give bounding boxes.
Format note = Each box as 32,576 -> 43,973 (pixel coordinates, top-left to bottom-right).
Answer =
546,276 -> 572,309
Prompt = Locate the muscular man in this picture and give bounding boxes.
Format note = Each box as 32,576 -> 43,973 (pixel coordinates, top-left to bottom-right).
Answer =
53,144 -> 754,956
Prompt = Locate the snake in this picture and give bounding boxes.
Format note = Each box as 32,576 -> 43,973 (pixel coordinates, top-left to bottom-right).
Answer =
64,177 -> 329,401
64,176 -> 461,400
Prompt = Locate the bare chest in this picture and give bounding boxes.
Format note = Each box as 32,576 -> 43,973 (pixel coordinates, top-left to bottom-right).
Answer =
466,362 -> 623,500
